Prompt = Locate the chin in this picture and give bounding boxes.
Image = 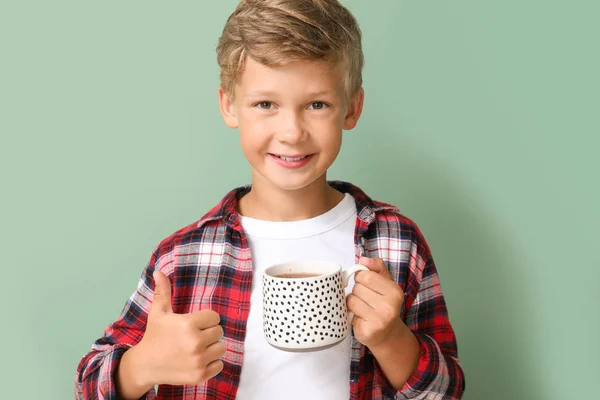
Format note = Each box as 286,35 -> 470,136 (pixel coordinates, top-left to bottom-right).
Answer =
269,175 -> 325,192
272,182 -> 313,192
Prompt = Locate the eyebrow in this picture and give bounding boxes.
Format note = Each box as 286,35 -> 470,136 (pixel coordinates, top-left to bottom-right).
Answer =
245,90 -> 337,98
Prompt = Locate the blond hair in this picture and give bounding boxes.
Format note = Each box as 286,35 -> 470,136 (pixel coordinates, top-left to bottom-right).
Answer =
216,0 -> 364,102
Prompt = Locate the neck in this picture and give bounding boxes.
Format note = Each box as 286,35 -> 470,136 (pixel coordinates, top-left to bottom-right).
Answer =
238,175 -> 344,221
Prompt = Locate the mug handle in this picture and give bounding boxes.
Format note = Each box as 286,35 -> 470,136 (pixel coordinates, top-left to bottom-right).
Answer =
341,263 -> 369,288
342,264 -> 369,324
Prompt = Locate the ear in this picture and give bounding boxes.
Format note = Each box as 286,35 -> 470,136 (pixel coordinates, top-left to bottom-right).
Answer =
218,86 -> 239,128
343,87 -> 364,130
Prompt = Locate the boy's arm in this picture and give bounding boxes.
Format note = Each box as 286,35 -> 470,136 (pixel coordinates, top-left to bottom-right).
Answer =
349,229 -> 465,399
375,234 -> 465,399
74,252 -> 158,400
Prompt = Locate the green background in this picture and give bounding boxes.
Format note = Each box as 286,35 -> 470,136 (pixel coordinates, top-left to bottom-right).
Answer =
1,0 -> 598,398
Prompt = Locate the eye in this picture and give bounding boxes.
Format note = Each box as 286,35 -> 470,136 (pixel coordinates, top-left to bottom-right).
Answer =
308,101 -> 328,110
256,101 -> 274,110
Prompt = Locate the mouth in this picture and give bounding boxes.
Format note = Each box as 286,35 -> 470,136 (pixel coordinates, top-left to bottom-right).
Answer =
268,153 -> 314,168
273,155 -> 310,162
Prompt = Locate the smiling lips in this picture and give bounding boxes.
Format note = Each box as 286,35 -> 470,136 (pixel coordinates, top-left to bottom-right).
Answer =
269,153 -> 314,168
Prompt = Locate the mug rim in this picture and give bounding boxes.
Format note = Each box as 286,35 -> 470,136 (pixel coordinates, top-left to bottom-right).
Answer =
263,260 -> 341,280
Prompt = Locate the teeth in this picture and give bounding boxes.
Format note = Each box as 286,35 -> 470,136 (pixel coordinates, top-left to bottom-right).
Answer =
278,155 -> 307,162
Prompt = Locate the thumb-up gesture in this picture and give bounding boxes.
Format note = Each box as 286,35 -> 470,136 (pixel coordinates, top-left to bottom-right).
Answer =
135,270 -> 226,386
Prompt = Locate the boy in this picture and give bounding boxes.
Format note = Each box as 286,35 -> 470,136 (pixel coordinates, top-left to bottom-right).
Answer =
75,0 -> 465,399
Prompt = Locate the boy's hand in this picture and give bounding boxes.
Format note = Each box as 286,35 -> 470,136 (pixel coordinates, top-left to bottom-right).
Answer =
133,270 -> 226,386
347,257 -> 406,349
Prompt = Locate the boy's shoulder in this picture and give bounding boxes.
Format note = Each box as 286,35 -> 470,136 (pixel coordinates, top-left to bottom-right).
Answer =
151,185 -> 249,259
336,180 -> 433,262
331,180 -> 422,233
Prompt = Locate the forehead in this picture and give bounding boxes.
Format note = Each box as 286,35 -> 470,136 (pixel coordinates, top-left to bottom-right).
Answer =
236,57 -> 345,97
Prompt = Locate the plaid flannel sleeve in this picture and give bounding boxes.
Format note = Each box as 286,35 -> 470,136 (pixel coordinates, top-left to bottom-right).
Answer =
375,231 -> 466,399
74,252 -> 159,400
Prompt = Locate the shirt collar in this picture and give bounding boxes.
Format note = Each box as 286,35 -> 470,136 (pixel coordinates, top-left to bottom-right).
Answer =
196,181 -> 398,231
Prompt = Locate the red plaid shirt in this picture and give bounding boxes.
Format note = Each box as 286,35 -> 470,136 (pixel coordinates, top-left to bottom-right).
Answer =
75,181 -> 465,399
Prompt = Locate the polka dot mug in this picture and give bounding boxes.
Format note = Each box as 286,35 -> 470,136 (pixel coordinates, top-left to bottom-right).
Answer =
262,261 -> 368,351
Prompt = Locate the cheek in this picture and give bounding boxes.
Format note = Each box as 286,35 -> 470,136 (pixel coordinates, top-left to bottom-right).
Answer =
328,136 -> 343,156
239,131 -> 275,164
313,120 -> 343,150
238,111 -> 272,136
239,131 -> 265,157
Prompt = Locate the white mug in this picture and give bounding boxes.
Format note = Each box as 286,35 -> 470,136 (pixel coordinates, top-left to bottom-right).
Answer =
262,261 -> 368,351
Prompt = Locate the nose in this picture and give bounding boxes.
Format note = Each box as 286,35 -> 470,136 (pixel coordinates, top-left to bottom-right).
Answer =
276,110 -> 307,145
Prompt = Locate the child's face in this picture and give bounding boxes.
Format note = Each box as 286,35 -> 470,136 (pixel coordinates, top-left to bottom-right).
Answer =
219,57 -> 363,193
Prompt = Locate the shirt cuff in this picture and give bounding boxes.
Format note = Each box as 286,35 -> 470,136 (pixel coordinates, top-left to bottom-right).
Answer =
96,344 -> 157,400
373,332 -> 439,399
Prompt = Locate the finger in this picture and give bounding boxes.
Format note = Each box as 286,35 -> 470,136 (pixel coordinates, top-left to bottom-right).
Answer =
352,282 -> 383,309
204,340 -> 227,364
189,309 -> 221,330
200,324 -> 224,347
354,270 -> 396,296
346,293 -> 372,320
351,314 -> 365,330
359,257 -> 391,278
150,270 -> 173,315
201,359 -> 224,383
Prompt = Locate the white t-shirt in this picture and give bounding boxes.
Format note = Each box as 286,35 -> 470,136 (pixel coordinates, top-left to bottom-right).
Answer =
236,193 -> 357,400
